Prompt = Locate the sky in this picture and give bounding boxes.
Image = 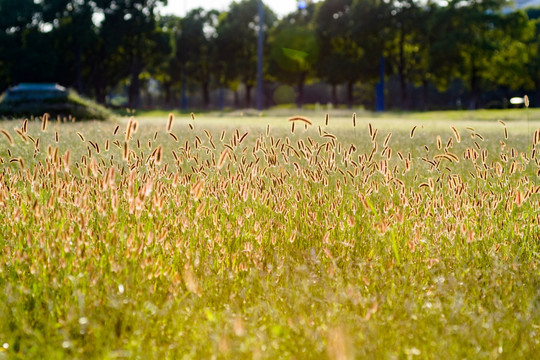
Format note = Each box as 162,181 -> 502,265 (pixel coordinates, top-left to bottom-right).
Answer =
158,0 -> 308,19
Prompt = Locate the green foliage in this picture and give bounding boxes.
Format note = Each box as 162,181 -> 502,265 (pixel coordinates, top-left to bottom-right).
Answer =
97,0 -> 171,108
349,0 -> 391,82
0,0 -> 539,110
214,0 -> 277,102
268,4 -> 319,107
177,8 -> 220,108
152,15 -> 183,106
315,0 -> 363,106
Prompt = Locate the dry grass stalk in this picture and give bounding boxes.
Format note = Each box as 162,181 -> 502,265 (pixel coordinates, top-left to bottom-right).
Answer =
169,133 -> 178,142
410,125 -> 417,139
217,149 -> 229,170
288,116 -> 312,126
123,141 -> 129,161
41,113 -> 49,131
167,113 -> 174,132
451,126 -> 461,143
0,129 -> 14,146
125,117 -> 134,141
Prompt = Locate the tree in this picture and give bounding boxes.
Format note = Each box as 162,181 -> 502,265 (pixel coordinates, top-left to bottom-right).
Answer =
268,2 -> 318,108
420,2 -> 464,107
349,0 -> 393,108
41,0 -> 98,94
214,0 -> 277,107
314,0 -> 363,107
0,0 -> 41,90
94,0 -> 169,108
524,9 -> 540,103
447,0 -> 509,109
487,10 -> 536,93
154,15 -> 183,107
177,8 -> 219,109
386,0 -> 426,109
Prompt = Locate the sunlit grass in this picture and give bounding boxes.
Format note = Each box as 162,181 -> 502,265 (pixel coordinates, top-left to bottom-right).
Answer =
131,106 -> 540,123
0,112 -> 539,359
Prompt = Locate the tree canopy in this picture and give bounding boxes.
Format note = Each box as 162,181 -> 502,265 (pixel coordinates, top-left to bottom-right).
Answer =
0,0 -> 538,110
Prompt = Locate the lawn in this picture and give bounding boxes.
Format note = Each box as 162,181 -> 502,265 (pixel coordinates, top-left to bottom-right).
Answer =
0,109 -> 539,359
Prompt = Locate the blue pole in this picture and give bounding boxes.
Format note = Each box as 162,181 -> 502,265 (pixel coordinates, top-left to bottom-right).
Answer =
182,66 -> 187,110
376,56 -> 385,112
256,0 -> 264,110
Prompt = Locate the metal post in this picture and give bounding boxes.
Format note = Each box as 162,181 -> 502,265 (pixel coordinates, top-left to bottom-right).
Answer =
376,56 -> 385,112
256,0 -> 264,110
182,66 -> 187,110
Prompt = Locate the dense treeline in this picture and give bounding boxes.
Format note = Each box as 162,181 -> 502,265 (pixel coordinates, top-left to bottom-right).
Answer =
0,0 -> 539,110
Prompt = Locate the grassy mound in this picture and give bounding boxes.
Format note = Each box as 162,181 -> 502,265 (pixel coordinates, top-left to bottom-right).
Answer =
0,89 -> 114,121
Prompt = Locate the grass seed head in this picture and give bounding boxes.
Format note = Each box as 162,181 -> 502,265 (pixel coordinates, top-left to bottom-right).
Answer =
167,113 -> 174,132
0,129 -> 14,146
41,113 -> 49,131
125,117 -> 134,141
288,116 -> 312,126
451,126 -> 461,143
217,149 -> 229,170
410,125 -> 417,139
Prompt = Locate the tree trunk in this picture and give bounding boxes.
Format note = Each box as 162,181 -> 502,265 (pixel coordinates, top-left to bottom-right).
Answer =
399,74 -> 408,110
202,82 -> 210,109
502,86 -> 510,109
128,56 -> 143,109
469,64 -> 479,110
95,85 -> 106,104
245,84 -> 252,108
75,45 -> 83,94
234,90 -> 239,108
164,82 -> 172,108
331,83 -> 338,106
181,66 -> 187,110
296,73 -> 306,108
347,81 -> 354,109
422,79 -> 429,111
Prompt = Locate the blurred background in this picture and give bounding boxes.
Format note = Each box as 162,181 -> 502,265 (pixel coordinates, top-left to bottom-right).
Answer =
0,0 -> 539,111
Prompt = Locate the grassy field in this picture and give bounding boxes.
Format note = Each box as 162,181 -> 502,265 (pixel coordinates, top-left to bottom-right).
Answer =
0,109 -> 539,359
133,106 -> 540,122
